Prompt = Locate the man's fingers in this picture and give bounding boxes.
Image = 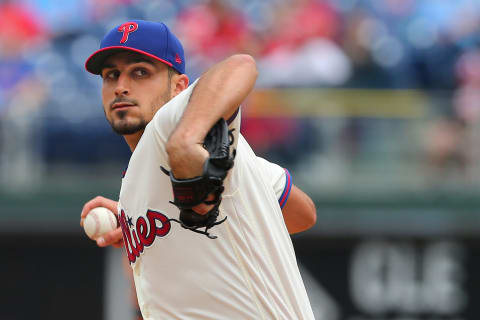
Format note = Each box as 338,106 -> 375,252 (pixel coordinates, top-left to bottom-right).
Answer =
79,196 -> 122,248
96,227 -> 123,247
80,196 -> 118,226
81,196 -> 103,219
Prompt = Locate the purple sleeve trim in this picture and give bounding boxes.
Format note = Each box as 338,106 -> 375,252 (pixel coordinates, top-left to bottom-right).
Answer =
227,108 -> 240,125
279,169 -> 292,209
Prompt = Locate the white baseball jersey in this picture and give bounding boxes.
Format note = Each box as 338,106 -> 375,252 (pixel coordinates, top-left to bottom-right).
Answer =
118,80 -> 314,320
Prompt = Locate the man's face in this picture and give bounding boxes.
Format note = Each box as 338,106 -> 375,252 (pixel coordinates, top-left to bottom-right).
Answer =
101,52 -> 173,135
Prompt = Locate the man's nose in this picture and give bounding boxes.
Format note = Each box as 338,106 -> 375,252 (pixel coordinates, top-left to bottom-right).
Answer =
114,74 -> 130,96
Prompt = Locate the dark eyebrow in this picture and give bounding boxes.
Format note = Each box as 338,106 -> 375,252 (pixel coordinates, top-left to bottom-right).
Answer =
126,56 -> 156,66
101,62 -> 115,71
101,56 -> 156,73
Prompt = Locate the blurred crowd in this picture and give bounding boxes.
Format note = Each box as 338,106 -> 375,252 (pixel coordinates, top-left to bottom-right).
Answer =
2,0 -> 480,188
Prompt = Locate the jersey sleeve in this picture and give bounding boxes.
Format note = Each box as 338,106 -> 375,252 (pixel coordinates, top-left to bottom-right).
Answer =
151,79 -> 241,150
256,157 -> 292,209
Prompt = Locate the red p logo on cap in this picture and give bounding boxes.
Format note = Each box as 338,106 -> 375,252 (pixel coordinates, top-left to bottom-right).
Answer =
118,22 -> 138,44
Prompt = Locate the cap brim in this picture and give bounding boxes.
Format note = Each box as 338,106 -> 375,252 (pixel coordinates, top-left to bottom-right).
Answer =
85,46 -> 174,75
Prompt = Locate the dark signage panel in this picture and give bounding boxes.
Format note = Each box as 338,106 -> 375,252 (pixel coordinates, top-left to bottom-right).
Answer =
294,237 -> 480,320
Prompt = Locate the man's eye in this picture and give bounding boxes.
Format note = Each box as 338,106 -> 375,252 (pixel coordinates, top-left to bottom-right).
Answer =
133,69 -> 147,77
103,71 -> 118,80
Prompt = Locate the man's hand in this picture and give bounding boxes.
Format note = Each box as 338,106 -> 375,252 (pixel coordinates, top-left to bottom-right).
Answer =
166,140 -> 215,215
80,196 -> 123,248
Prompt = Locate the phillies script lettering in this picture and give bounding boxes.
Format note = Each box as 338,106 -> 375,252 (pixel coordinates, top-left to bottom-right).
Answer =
119,209 -> 171,263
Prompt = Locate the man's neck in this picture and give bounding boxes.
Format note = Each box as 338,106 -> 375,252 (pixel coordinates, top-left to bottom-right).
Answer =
123,130 -> 144,151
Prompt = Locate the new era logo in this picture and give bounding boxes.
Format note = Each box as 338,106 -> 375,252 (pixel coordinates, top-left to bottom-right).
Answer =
175,53 -> 182,64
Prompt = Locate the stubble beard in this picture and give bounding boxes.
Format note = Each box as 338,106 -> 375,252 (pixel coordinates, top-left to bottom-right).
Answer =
109,86 -> 172,136
110,110 -> 148,135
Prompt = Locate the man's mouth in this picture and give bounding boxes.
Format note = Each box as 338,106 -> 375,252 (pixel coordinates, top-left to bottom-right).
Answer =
112,102 -> 136,110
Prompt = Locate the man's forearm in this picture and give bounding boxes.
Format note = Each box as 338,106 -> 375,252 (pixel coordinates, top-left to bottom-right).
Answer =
166,54 -> 257,178
168,54 -> 257,148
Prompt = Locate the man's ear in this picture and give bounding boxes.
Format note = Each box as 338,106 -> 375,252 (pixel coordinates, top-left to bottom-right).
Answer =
171,74 -> 189,98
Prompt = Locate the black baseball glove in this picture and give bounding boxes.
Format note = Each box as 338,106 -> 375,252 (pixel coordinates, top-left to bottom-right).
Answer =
161,118 -> 236,239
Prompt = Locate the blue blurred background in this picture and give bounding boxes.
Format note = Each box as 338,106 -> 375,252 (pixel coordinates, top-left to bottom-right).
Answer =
2,0 -> 480,319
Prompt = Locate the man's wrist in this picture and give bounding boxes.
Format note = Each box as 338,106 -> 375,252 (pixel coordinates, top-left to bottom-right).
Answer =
167,142 -> 207,179
166,130 -> 198,156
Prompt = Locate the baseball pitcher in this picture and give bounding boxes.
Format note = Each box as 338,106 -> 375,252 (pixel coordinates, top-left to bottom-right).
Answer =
80,20 -> 316,319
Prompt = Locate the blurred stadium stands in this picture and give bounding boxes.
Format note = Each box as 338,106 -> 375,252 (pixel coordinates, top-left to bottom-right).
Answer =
2,0 -> 480,319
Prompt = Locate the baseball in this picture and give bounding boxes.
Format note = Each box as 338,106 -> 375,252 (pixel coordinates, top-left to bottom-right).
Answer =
83,207 -> 118,240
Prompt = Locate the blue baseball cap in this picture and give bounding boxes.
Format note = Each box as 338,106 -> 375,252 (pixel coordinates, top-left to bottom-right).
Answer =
85,20 -> 185,75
